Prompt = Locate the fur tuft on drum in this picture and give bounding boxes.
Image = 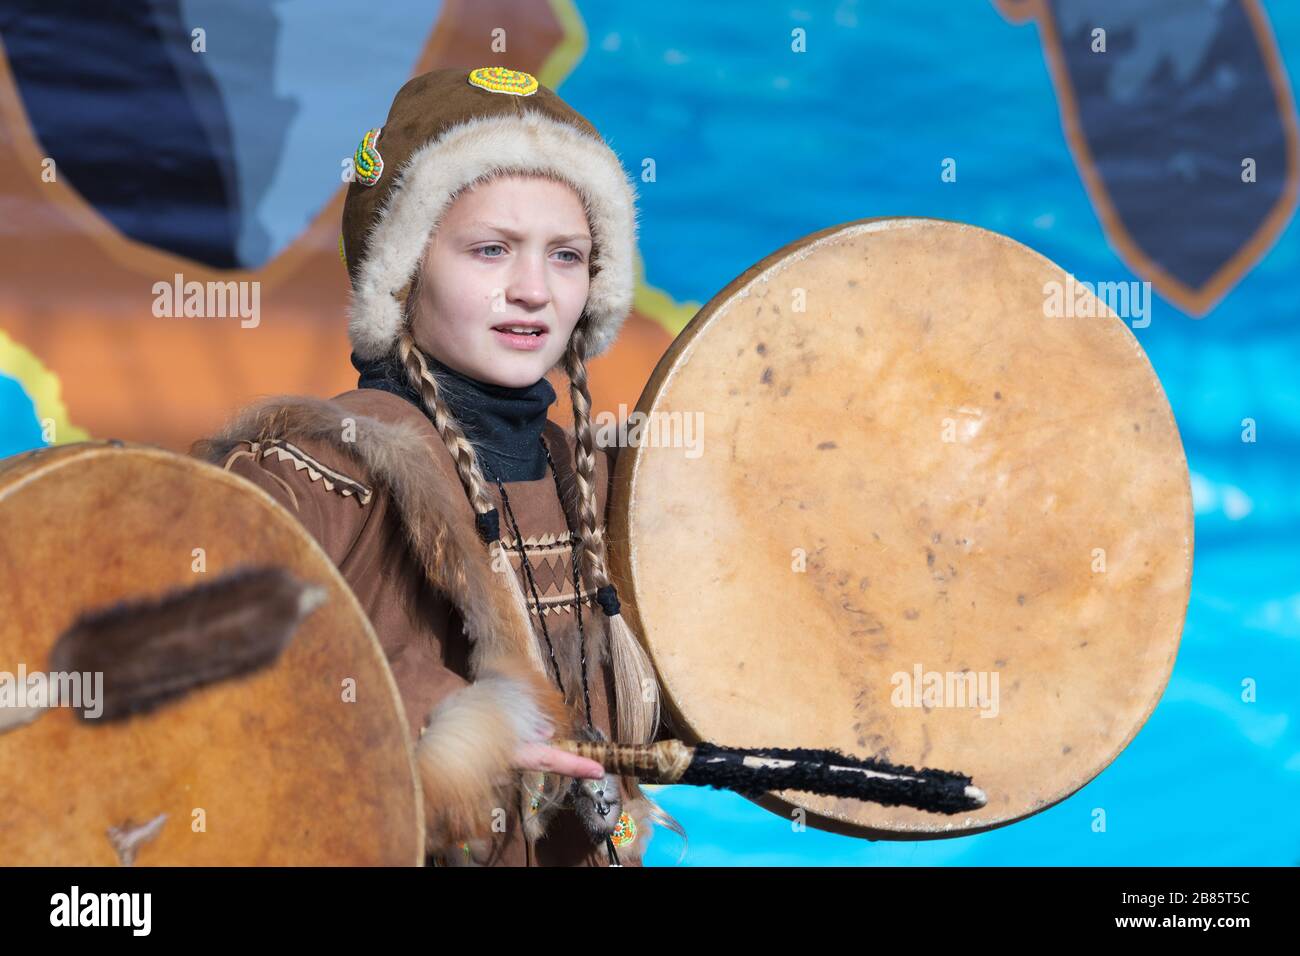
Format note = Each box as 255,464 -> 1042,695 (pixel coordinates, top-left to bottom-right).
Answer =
609,217 -> 1192,838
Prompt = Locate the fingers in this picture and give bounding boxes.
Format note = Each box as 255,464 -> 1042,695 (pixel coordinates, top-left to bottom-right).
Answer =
513,742 -> 605,779
549,750 -> 606,780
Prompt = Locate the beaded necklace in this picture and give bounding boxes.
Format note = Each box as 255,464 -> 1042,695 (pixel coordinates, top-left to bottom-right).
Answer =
486,434 -> 594,728
483,433 -> 622,865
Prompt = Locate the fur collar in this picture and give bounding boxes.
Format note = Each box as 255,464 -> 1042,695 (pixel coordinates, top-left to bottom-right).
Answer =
190,388 -> 544,677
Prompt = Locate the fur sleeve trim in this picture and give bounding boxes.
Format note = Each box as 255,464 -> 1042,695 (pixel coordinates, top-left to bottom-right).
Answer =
416,655 -> 571,854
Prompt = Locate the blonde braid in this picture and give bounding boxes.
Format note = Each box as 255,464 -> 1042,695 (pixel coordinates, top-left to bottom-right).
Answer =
394,320 -> 551,678
396,331 -> 497,515
563,325 -> 688,856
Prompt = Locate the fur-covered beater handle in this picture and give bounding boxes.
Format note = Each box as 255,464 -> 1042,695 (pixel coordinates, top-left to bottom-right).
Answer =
553,738 -> 987,815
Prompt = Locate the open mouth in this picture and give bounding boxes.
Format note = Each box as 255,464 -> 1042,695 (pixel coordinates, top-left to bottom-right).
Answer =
492,324 -> 549,349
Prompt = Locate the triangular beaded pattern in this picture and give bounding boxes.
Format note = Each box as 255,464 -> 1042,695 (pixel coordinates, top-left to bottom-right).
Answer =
253,438 -> 373,506
500,528 -> 601,617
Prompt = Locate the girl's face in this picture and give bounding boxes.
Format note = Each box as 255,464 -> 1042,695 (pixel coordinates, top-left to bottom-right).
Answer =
410,173 -> 593,387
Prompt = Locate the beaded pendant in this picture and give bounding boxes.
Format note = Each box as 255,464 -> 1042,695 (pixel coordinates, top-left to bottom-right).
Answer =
467,66 -> 538,97
610,810 -> 637,849
353,128 -> 384,186
528,771 -> 548,814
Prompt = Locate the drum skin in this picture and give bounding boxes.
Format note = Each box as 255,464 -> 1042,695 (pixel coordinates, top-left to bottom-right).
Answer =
0,441 -> 424,864
610,217 -> 1193,838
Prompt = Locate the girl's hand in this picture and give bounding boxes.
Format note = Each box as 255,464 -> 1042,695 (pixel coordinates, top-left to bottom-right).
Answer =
512,740 -> 605,779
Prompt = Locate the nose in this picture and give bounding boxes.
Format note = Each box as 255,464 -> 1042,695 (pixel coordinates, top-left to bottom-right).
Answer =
505,250 -> 552,310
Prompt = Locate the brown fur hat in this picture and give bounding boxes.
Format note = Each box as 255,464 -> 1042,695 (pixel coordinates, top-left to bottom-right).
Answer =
341,66 -> 639,367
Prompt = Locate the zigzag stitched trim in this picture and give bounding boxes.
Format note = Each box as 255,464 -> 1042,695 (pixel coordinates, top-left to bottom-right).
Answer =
500,528 -> 609,553
528,589 -> 600,618
252,438 -> 372,506
500,529 -> 577,553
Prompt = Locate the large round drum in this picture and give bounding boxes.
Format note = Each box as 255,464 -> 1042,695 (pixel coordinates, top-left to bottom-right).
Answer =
610,217 -> 1192,837
0,441 -> 423,864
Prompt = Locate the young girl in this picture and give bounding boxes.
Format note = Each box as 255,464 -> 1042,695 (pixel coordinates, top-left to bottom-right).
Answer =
192,66 -> 683,866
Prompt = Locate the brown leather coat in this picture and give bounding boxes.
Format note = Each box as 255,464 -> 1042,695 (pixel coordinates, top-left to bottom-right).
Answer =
190,386 -> 653,866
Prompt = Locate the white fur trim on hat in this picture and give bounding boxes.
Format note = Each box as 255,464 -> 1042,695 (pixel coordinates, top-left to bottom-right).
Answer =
347,110 -> 639,362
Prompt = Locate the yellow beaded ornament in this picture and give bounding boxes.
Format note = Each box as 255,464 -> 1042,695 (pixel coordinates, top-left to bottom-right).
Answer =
467,66 -> 539,97
610,810 -> 637,849
353,127 -> 384,186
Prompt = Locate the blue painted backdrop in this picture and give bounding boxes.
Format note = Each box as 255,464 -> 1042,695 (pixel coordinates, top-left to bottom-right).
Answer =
569,0 -> 1297,865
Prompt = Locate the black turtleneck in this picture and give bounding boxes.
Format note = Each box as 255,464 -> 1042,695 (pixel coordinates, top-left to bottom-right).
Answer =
351,349 -> 557,482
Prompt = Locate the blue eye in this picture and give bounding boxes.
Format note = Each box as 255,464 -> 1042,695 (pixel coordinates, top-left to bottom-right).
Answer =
477,244 -> 506,258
